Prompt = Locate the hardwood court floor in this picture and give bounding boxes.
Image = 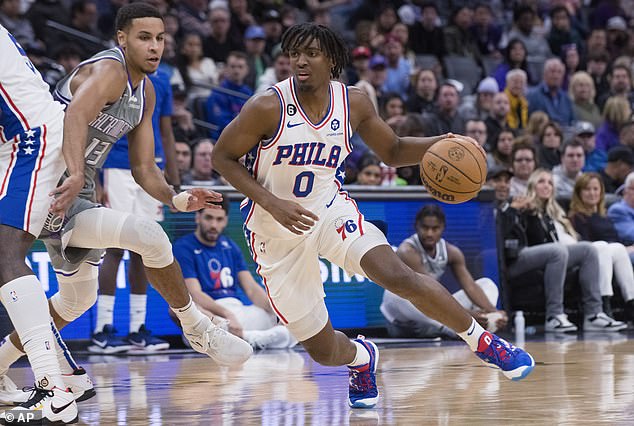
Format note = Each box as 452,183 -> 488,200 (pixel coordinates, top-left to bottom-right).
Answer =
5,333 -> 634,425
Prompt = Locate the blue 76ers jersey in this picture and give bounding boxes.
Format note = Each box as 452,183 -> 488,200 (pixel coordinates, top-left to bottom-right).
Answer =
240,77 -> 353,239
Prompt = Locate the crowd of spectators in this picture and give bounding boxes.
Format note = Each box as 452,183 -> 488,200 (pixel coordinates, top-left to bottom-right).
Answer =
8,0 -> 634,192
8,0 -> 634,331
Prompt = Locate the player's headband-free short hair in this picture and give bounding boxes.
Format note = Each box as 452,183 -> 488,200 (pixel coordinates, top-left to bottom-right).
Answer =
115,3 -> 163,32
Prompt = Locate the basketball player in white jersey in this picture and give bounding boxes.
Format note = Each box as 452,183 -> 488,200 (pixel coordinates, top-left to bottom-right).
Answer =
213,23 -> 535,409
0,24 -> 84,423
0,4 -> 253,413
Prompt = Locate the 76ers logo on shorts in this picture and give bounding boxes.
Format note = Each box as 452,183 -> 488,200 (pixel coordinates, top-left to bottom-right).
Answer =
335,217 -> 357,241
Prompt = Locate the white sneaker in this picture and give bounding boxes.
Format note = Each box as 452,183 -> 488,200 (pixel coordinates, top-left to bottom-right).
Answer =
244,326 -> 293,350
183,316 -> 253,365
11,368 -> 96,406
0,375 -> 23,406
584,312 -> 627,332
63,368 -> 95,403
0,380 -> 78,424
545,314 -> 578,333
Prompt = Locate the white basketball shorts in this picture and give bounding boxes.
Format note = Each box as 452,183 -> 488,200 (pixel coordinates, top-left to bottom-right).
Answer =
245,190 -> 389,340
102,168 -> 164,221
0,122 -> 65,236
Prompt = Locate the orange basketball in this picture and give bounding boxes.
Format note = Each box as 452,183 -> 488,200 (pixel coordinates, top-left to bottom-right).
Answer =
420,137 -> 487,204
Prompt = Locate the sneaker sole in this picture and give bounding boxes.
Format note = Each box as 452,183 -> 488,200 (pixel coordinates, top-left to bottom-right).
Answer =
87,344 -> 133,354
506,353 -> 535,381
545,327 -> 578,333
584,324 -> 628,332
349,340 -> 380,409
75,388 -> 96,403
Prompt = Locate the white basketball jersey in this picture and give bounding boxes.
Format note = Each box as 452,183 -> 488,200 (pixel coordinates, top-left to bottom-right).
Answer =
404,235 -> 448,279
241,77 -> 353,239
0,25 -> 64,143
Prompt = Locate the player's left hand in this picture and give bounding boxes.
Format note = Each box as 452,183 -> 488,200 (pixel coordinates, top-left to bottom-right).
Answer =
452,134 -> 487,159
48,174 -> 84,217
172,188 -> 223,212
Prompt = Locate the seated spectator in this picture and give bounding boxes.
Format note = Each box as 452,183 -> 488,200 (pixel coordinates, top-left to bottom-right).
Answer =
504,69 -> 528,130
527,58 -> 575,127
205,51 -> 252,141
569,71 -> 602,128
586,50 -> 610,98
345,45 -> 371,86
536,121 -> 563,170
354,153 -> 382,186
600,146 -> 634,194
465,119 -> 487,148
355,54 -> 387,114
380,93 -> 407,128
469,3 -> 502,58
574,122 -> 605,173
174,141 -> 192,182
171,200 -> 296,350
177,32 -> 219,100
176,0 -> 212,38
485,92 -> 510,148
443,5 -> 480,61
256,48 -> 291,93
422,82 -> 466,135
381,36 -> 411,97
620,121 -> 634,150
406,68 -> 437,114
608,172 -> 634,263
509,138 -> 537,197
392,114 -> 425,185
596,96 -> 632,153
380,205 -> 507,338
561,44 -> 581,91
492,38 -> 531,89
181,139 -> 223,185
204,5 -> 244,64
569,173 -> 634,318
459,77 -> 498,121
0,0 -> 37,46
524,111 -> 549,144
486,128 -> 514,170
243,25 -> 270,91
507,169 -> 625,331
408,1 -> 444,59
547,6 -> 584,60
505,5 -> 551,70
553,139 -> 585,198
596,64 -> 634,111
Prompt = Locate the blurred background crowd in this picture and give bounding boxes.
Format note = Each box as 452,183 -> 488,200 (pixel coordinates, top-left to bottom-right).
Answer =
5,0 -> 634,194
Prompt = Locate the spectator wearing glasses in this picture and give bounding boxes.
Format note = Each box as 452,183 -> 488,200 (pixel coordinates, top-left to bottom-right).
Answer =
509,138 -> 537,197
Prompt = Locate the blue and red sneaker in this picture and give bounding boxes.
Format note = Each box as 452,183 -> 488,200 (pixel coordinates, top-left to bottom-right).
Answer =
475,331 -> 534,381
348,336 -> 379,408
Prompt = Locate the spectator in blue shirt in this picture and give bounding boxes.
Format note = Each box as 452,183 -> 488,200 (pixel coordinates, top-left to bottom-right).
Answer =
205,51 -> 253,141
381,36 -> 411,98
527,58 -> 575,127
172,198 -> 296,350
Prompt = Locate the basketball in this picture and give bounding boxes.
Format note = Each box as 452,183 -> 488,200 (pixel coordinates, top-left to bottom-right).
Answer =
420,137 -> 487,204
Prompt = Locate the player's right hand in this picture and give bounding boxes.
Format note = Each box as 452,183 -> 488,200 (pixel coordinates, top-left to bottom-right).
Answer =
268,199 -> 319,235
49,174 -> 84,217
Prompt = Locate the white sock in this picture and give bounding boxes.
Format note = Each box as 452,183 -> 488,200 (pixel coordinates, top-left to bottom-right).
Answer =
347,340 -> 370,368
129,294 -> 147,333
51,322 -> 77,375
95,294 -> 115,333
0,276 -> 64,389
171,297 -> 206,328
0,334 -> 25,375
457,318 -> 487,352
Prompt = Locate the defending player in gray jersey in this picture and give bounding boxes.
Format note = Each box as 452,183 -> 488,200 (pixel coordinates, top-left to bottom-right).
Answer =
0,4 -> 252,407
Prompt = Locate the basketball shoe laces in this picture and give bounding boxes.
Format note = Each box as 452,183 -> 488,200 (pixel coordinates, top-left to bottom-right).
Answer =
480,336 -> 513,365
349,366 -> 376,393
18,386 -> 54,409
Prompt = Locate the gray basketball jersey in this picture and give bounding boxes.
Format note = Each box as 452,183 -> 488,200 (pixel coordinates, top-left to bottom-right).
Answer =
404,234 -> 448,279
53,46 -> 146,200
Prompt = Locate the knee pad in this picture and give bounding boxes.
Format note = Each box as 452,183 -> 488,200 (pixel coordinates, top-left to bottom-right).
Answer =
50,263 -> 99,322
119,215 -> 173,269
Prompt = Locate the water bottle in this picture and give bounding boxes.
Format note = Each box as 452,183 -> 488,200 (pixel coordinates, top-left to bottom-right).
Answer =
514,310 -> 525,346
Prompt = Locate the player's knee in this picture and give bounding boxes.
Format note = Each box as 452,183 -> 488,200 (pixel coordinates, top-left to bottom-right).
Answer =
51,264 -> 99,321
124,217 -> 173,269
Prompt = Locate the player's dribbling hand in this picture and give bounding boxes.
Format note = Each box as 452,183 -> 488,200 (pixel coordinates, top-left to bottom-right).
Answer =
172,188 -> 223,212
268,199 -> 319,235
454,134 -> 487,159
48,174 -> 84,217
